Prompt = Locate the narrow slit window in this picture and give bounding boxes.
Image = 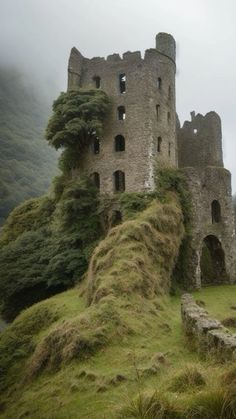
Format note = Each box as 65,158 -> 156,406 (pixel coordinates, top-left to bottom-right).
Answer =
93,138 -> 100,154
115,135 -> 125,152
168,142 -> 171,157
167,112 -> 171,124
157,136 -> 162,153
156,104 -> 160,119
93,76 -> 101,88
118,106 -> 126,120
119,73 -> 126,93
211,200 -> 221,223
114,170 -> 125,192
157,77 -> 162,89
91,172 -> 100,189
168,86 -> 171,100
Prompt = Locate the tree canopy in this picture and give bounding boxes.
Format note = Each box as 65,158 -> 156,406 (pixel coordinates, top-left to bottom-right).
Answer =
46,89 -> 110,172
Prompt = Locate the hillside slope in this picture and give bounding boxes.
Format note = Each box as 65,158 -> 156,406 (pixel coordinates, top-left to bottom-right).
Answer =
0,191 -> 186,416
0,66 -> 57,225
0,171 -> 236,419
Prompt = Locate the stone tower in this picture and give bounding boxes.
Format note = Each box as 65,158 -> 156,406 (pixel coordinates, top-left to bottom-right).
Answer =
68,33 -> 177,193
177,112 -> 236,287
67,33 -> 236,287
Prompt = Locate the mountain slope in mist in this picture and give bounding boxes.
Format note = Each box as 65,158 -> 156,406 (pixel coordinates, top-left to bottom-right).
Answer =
0,67 -> 58,225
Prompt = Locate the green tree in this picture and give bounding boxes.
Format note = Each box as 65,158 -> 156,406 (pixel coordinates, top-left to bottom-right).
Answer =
46,89 -> 110,173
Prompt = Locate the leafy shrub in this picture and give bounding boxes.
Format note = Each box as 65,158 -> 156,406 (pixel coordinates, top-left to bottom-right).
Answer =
0,178 -> 102,320
46,89 -> 110,173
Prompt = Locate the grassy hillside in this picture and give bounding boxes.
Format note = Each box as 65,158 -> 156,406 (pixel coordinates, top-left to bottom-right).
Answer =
0,283 -> 235,417
0,66 -> 57,225
0,178 -> 235,417
0,189 -> 186,417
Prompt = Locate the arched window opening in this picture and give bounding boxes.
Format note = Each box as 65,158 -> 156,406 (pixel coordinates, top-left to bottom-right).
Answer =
93,138 -> 100,154
115,135 -> 125,152
200,235 -> 228,285
91,172 -> 100,189
114,170 -> 125,192
157,136 -> 162,153
119,73 -> 126,94
211,200 -> 221,223
167,112 -> 171,124
157,77 -> 162,89
156,104 -> 160,119
118,106 -> 126,120
93,76 -> 101,88
194,128 -> 198,134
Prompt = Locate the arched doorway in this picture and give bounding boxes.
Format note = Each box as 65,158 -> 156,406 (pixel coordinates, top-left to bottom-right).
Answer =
200,235 -> 228,285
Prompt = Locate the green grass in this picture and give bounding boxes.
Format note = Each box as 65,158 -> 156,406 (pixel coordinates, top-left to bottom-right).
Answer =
0,188 -> 235,418
0,285 -> 235,418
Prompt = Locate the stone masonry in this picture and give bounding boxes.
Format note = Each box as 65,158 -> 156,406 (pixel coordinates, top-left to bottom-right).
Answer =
181,294 -> 236,360
67,33 -> 236,288
68,33 -> 177,193
177,112 -> 236,287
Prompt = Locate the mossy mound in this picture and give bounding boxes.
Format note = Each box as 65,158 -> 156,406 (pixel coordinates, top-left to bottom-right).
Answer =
87,194 -> 184,304
0,191 -> 184,395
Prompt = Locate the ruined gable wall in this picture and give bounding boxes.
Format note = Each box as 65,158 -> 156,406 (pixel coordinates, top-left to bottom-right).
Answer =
178,112 -> 223,168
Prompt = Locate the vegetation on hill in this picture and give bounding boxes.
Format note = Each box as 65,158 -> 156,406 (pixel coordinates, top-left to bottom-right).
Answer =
0,182 -> 186,414
1,84 -> 235,417
0,280 -> 235,417
0,88 -> 110,320
0,177 -> 102,320
0,66 -> 57,225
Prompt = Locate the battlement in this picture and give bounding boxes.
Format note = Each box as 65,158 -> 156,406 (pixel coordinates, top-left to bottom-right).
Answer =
68,33 -> 176,87
178,111 -> 223,168
69,46 -> 176,66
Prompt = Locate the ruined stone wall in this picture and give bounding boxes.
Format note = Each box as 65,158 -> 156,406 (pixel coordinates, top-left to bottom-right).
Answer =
177,112 -> 236,287
181,294 -> 236,360
68,33 -> 177,194
180,166 -> 236,287
178,112 -> 223,168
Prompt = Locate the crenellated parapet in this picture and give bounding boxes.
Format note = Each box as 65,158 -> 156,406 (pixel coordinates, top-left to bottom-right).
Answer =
68,33 -> 176,90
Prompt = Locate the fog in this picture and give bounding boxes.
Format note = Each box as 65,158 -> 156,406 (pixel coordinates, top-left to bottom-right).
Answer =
1,0 -> 236,190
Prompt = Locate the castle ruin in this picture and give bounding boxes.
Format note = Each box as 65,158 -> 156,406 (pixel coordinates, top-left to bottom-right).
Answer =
67,33 -> 236,289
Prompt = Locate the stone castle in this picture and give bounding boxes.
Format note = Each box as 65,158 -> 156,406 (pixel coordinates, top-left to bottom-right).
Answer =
67,33 -> 236,289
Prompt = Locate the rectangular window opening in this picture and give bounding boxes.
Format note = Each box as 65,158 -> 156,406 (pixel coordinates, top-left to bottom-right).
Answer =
119,73 -> 126,94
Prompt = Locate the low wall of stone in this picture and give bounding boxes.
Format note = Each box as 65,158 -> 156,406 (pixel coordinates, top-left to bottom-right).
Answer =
181,293 -> 236,360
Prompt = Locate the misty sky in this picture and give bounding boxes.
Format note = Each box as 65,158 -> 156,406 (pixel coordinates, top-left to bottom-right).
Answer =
1,0 -> 236,191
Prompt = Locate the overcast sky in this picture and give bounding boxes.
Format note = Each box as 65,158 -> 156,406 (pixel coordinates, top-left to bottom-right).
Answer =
1,0 -> 236,191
